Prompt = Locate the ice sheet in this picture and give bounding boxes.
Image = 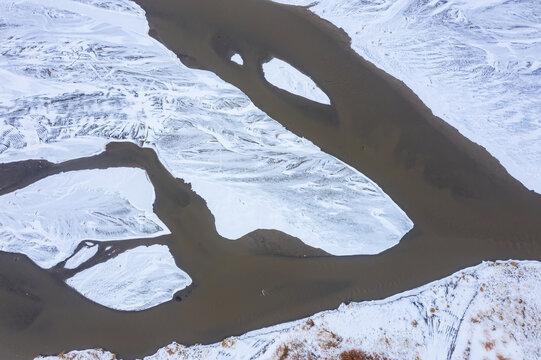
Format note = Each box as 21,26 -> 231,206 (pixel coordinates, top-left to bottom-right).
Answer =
67,244 -> 191,311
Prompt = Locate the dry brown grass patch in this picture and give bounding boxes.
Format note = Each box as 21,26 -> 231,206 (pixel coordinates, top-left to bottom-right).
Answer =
165,343 -> 183,356
222,338 -> 236,348
323,340 -> 340,349
276,344 -> 290,360
339,349 -> 389,360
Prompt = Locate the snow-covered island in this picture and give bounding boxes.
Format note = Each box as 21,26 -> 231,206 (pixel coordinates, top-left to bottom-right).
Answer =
262,58 -> 331,105
67,244 -> 191,311
0,167 -> 169,269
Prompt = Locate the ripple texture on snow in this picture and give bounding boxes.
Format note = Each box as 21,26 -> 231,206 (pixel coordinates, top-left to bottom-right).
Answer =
262,58 -> 330,104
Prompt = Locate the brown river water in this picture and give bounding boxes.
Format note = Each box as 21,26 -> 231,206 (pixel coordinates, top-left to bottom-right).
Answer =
0,0 -> 540,358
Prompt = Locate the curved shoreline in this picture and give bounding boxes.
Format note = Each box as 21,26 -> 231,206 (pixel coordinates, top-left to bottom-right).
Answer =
0,0 -> 540,358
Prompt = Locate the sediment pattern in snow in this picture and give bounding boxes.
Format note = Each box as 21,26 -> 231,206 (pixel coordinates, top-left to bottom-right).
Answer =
0,167 -> 169,268
37,260 -> 541,359
0,0 -> 412,255
262,58 -> 330,104
67,245 -> 192,311
274,0 -> 541,194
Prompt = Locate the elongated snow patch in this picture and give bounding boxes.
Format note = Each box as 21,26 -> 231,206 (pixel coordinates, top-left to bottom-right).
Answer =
262,58 -> 330,104
0,167 -> 169,269
67,245 -> 191,311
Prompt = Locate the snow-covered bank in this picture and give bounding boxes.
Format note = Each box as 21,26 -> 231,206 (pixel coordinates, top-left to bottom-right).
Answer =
273,0 -> 541,194
0,0 -> 412,255
262,58 -> 330,104
36,260 -> 541,359
0,167 -> 169,269
67,245 -> 191,311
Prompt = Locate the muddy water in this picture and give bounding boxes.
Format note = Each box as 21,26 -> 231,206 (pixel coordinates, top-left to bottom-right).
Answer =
1,0 -> 540,358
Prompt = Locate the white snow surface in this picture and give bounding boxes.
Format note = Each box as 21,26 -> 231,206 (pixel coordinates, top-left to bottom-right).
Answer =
66,244 -> 191,311
273,0 -> 541,194
37,260 -> 541,359
0,0 -> 413,255
64,242 -> 99,269
0,136 -> 109,164
0,167 -> 169,269
230,53 -> 243,65
262,58 -> 331,104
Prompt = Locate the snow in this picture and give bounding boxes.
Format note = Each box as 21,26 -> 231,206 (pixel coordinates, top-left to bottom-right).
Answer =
0,167 -> 169,269
0,0 -> 413,255
230,53 -> 243,65
272,0 -> 541,194
64,242 -> 99,269
66,245 -> 191,311
0,137 -> 109,164
0,67 -> 67,104
39,349 -> 115,360
262,58 -> 330,105
36,260 -> 541,359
